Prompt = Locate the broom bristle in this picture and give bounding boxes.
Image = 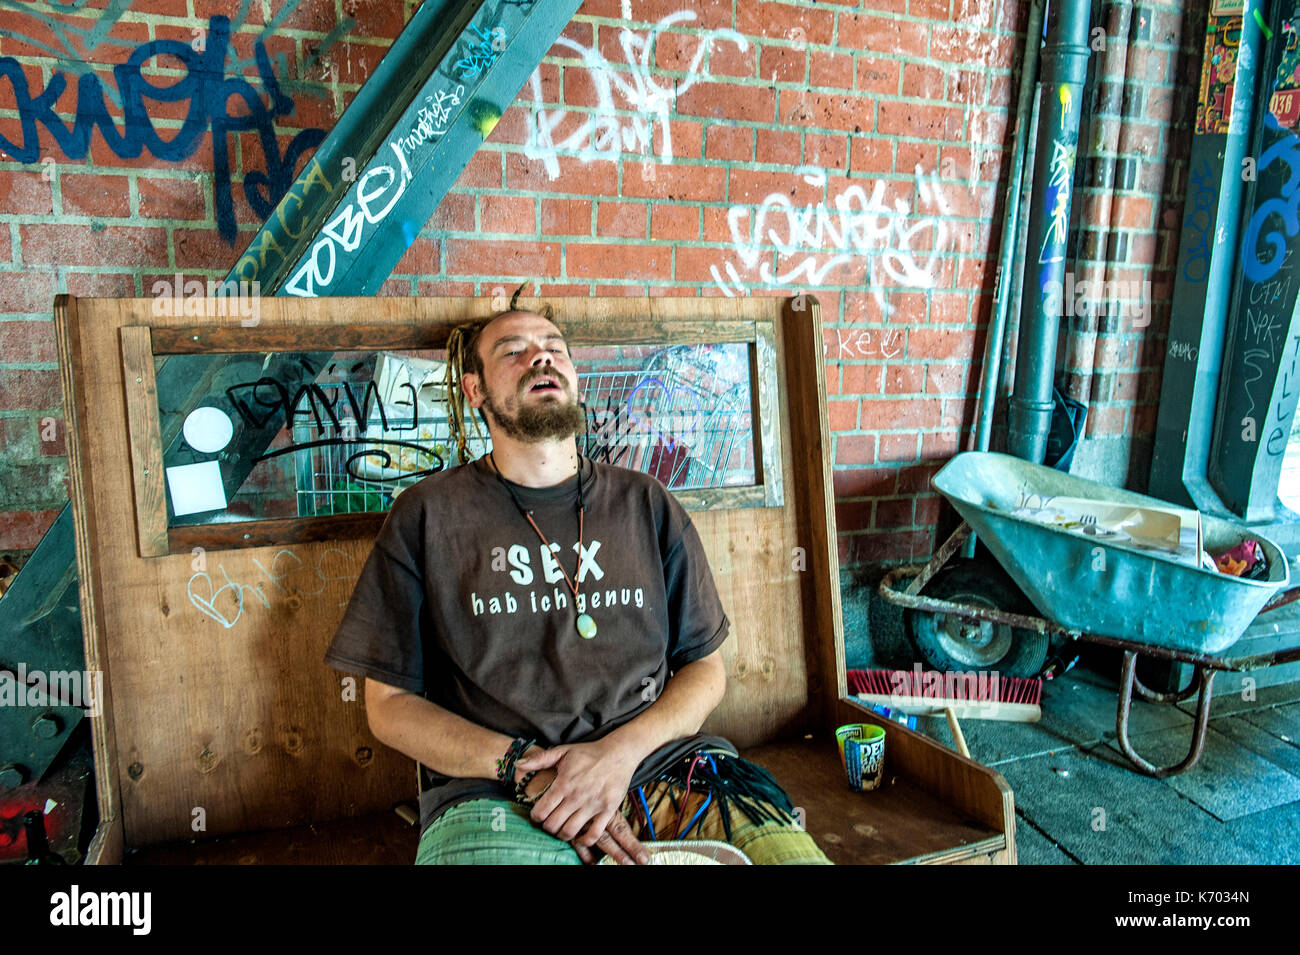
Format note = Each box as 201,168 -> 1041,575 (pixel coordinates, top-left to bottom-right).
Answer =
848,667 -> 1043,706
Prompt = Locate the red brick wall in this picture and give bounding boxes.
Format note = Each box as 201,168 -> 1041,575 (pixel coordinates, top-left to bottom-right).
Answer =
0,0 -> 1196,571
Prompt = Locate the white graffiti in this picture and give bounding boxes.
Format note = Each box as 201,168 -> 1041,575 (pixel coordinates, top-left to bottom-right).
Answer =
523,11 -> 747,178
711,167 -> 953,316
187,548 -> 356,628
831,328 -> 904,360
188,565 -> 270,630
396,85 -> 464,156
284,141 -> 413,297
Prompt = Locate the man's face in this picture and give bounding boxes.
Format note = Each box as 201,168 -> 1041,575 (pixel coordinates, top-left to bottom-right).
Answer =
467,311 -> 585,442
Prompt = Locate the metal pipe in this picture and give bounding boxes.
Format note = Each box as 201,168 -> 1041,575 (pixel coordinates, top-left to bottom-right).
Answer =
972,0 -> 1046,455
1007,0 -> 1093,463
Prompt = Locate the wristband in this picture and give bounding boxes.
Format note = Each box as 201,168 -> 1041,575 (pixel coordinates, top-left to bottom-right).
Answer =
495,737 -> 535,784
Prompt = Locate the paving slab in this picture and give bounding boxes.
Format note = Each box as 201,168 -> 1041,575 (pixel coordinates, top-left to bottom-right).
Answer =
1105,725 -> 1300,822
1012,813 -> 1079,865
1237,701 -> 1300,744
993,748 -> 1242,864
1176,678 -> 1300,718
1211,709 -> 1300,779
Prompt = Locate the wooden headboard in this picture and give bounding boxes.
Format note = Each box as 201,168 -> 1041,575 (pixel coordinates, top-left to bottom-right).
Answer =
56,294 -> 847,855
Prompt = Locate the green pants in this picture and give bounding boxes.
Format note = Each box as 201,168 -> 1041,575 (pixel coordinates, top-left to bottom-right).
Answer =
415,789 -> 833,865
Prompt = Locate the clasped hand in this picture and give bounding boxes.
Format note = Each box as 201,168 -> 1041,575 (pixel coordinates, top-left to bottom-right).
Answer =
516,739 -> 650,865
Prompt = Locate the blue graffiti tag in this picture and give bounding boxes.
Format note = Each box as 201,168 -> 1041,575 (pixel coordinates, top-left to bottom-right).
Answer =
1242,114 -> 1300,283
0,15 -> 324,243
1182,157 -> 1216,283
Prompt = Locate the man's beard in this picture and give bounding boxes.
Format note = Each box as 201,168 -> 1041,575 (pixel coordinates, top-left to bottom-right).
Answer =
481,372 -> 585,442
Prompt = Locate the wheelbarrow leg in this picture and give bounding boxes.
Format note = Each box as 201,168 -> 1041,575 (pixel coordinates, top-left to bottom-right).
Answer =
1116,651 -> 1216,778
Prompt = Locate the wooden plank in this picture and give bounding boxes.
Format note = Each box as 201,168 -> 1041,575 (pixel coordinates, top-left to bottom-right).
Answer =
119,327 -> 169,558
152,318 -> 756,354
85,817 -> 124,866
739,739 -> 1001,865
833,696 -> 1015,838
168,512 -> 386,553
754,320 -> 784,508
54,295 -> 125,856
780,296 -> 847,732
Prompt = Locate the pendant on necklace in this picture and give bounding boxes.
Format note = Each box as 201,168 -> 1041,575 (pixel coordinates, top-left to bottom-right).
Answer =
576,612 -> 597,640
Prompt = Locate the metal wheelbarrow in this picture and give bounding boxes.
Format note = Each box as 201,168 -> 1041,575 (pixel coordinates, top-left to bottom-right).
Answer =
879,452 -> 1300,778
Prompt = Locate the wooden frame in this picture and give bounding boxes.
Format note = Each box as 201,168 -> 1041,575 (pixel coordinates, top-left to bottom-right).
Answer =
121,313 -> 783,558
57,293 -> 1017,865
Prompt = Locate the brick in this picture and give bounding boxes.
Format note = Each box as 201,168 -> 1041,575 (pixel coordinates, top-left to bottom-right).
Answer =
849,136 -> 892,175
434,192 -> 476,232
840,363 -> 883,394
914,494 -> 944,526
839,15 -> 929,58
737,2 -> 835,45
20,225 -> 168,268
654,120 -> 703,161
676,82 -> 775,123
902,63 -> 945,99
910,0 -> 952,18
542,198 -> 592,236
650,204 -> 699,241
755,128 -> 801,165
458,150 -> 503,189
0,321 -> 56,363
173,229 -> 240,270
897,141 -> 939,174
505,153 -> 618,195
654,30 -> 701,72
828,399 -> 859,430
949,69 -> 986,106
1115,195 -> 1154,229
930,292 -> 972,323
834,433 -> 876,465
622,162 -> 725,201
674,246 -> 735,283
855,56 -> 900,95
878,432 -> 919,462
705,125 -> 753,162
137,176 -> 207,221
926,363 -> 967,395
875,497 -> 914,527
707,37 -> 758,78
416,279 -> 474,296
863,398 -> 941,429
908,327 -> 977,361
0,270 -> 59,314
832,467 -> 896,498
811,51 -> 853,90
63,271 -> 136,297
586,0 -> 732,30
0,509 -> 61,551
345,0 -> 411,38
0,369 -> 60,411
921,430 -> 962,457
481,195 -> 536,234
0,170 -> 53,215
444,240 -> 560,277
596,201 -> 648,238
897,462 -> 942,494
779,90 -> 874,133
883,364 -> 925,394
760,45 -> 807,84
804,132 -> 847,171
391,237 -> 440,276
567,243 -> 671,281
878,101 -> 964,140
835,499 -> 873,530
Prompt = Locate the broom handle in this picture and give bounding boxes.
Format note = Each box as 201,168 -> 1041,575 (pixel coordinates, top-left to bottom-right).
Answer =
945,707 -> 972,759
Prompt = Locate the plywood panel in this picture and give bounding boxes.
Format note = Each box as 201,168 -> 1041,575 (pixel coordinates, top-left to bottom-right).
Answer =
64,295 -> 816,847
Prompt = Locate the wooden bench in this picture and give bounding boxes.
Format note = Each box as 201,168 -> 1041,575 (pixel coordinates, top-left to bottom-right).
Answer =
56,293 -> 1016,865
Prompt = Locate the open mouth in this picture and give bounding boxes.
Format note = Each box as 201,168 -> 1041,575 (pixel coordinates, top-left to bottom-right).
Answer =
526,376 -> 562,394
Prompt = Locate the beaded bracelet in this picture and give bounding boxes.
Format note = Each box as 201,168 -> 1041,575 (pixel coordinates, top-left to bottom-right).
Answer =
495,737 -> 535,784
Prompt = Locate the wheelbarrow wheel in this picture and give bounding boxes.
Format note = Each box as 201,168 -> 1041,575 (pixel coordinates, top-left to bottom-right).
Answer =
904,560 -> 1049,679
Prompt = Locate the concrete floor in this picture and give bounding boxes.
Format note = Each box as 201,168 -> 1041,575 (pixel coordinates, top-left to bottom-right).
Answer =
842,572 -> 1300,865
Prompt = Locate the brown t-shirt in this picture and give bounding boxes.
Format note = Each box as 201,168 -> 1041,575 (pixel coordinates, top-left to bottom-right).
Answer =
324,455 -> 730,831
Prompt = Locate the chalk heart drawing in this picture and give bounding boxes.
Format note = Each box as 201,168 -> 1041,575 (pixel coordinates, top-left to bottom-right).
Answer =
523,10 -> 747,178
712,166 -> 953,317
627,377 -> 703,452
188,566 -> 269,630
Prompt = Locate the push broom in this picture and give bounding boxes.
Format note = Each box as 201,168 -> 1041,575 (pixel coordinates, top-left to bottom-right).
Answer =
848,667 -> 1043,759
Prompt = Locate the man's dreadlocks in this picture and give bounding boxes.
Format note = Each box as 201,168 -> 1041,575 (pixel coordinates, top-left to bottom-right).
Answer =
443,284 -> 557,465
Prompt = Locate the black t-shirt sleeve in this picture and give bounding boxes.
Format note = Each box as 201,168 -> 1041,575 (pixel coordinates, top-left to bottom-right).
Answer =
324,491 -> 427,694
662,499 -> 730,671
